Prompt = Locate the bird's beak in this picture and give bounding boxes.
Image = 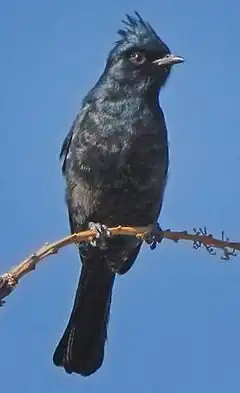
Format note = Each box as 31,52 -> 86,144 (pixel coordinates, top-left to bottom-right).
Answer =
153,54 -> 184,67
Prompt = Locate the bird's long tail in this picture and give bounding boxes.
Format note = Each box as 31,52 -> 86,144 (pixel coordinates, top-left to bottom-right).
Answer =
53,254 -> 115,376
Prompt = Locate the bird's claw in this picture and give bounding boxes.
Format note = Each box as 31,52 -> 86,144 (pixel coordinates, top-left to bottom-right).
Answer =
88,222 -> 111,249
145,223 -> 163,250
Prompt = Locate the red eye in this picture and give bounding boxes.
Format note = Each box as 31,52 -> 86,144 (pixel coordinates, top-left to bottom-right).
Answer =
129,51 -> 146,65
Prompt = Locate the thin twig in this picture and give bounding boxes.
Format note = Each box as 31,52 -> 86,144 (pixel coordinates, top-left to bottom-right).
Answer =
0,225 -> 238,304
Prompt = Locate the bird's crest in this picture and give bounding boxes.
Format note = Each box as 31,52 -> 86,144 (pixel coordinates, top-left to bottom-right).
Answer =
117,11 -> 160,45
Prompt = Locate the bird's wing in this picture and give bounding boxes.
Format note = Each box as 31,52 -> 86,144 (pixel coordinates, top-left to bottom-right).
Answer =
60,104 -> 90,175
60,102 -> 143,276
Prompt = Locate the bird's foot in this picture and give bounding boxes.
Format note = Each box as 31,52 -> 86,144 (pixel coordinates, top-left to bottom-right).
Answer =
145,222 -> 164,250
88,222 -> 111,249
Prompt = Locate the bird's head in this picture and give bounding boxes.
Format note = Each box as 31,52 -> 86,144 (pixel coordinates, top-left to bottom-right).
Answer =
104,12 -> 184,92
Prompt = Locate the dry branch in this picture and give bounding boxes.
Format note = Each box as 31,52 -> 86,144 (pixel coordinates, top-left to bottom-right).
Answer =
0,225 -> 238,305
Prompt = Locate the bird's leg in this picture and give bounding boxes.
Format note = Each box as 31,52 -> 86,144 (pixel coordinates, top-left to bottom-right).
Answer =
145,222 -> 164,250
88,222 -> 112,249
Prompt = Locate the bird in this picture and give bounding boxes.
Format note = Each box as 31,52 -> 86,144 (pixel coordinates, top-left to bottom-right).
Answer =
53,11 -> 183,377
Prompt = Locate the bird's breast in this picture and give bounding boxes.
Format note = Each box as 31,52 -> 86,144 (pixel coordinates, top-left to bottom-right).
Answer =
66,100 -> 169,226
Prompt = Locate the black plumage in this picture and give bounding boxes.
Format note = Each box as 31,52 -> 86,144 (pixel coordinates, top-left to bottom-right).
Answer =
53,11 -> 183,376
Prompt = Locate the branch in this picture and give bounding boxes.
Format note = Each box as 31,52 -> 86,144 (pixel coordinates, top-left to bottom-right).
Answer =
0,225 -> 238,305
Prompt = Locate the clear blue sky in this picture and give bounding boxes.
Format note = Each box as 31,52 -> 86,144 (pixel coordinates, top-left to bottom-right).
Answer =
1,0 -> 240,392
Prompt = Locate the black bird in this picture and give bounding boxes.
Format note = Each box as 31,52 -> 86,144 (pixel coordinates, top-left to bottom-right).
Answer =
53,12 -> 183,376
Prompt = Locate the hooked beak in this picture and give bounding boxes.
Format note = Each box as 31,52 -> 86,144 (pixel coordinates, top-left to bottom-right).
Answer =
153,54 -> 184,67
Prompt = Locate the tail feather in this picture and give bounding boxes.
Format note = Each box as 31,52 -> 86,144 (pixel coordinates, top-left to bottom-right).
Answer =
53,255 -> 115,376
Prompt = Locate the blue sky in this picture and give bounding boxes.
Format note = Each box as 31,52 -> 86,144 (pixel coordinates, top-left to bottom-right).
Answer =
1,0 -> 240,392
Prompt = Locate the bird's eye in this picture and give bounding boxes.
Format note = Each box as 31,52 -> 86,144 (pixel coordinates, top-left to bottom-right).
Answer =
129,51 -> 146,65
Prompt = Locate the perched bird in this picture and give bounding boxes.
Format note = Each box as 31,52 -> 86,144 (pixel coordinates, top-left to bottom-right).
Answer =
53,11 -> 183,376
